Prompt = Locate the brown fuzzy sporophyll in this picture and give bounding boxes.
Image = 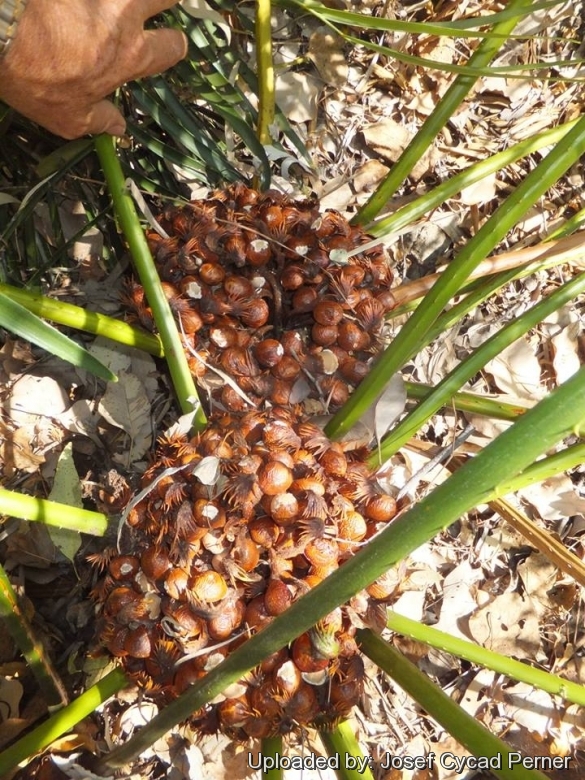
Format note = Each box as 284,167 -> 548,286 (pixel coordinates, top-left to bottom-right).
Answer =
91,184 -> 400,738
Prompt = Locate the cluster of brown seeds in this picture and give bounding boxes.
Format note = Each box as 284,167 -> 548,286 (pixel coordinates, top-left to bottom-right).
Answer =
93,184 -> 399,738
94,409 -> 397,738
125,182 -> 395,412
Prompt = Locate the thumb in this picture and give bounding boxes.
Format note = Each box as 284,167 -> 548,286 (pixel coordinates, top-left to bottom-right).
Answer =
86,100 -> 127,137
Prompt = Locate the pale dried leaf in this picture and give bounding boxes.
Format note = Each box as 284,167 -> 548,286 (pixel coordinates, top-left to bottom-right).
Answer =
485,337 -> 543,400
7,374 -> 69,426
551,323 -> 581,384
58,400 -> 100,439
0,677 -> 23,718
460,171 -> 497,205
191,455 -> 221,486
518,475 -> 585,521
1,426 -> 45,474
374,374 -> 406,441
362,119 -> 439,180
435,560 -> 483,640
308,27 -> 348,87
98,370 -> 152,465
467,591 -> 542,659
47,443 -> 83,560
500,682 -> 557,735
275,71 -> 320,123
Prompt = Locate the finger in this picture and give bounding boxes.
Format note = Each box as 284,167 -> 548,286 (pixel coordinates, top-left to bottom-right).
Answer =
84,100 -> 127,138
131,29 -> 188,80
139,0 -> 184,20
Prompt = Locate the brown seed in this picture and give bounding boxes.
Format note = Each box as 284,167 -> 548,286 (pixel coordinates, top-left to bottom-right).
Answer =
108,555 -> 139,581
270,379 -> 293,406
313,300 -> 345,326
208,598 -> 245,639
220,384 -> 249,412
292,286 -> 318,312
337,321 -> 371,351
311,323 -> 338,347
269,492 -> 299,524
364,494 -> 397,522
355,297 -> 385,331
258,461 -> 293,496
221,346 -> 260,377
284,681 -> 320,722
191,570 -> 228,602
280,264 -> 306,290
319,376 -> 350,406
339,356 -> 369,384
239,298 -> 270,329
284,234 -> 315,259
209,323 -> 238,349
264,579 -> 293,616
233,534 -> 260,571
244,594 -> 272,629
262,419 -> 302,451
193,499 -> 226,529
304,537 -> 339,567
280,330 -> 304,357
376,289 -> 396,311
123,625 -> 152,659
218,697 -> 250,728
248,516 -> 280,548
291,477 -> 325,497
246,238 -> 272,266
318,449 -> 347,480
254,338 -> 284,368
164,568 -> 190,600
141,547 -> 172,581
104,586 -> 140,616
270,355 -> 300,381
199,262 -> 226,285
291,633 -> 329,673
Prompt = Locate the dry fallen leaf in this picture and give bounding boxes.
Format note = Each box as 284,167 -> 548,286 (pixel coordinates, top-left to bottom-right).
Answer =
308,26 -> 348,87
362,119 -> 439,181
47,443 -> 83,561
485,336 -> 544,400
275,71 -> 321,123
98,370 -> 152,467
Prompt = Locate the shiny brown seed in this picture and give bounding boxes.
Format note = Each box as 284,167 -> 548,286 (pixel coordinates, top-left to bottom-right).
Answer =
254,339 -> 284,368
292,286 -> 318,312
270,355 -> 300,381
108,555 -> 139,581
364,494 -> 397,522
248,516 -> 280,548
264,579 -> 293,616
319,447 -> 347,478
280,265 -> 306,290
221,346 -> 260,377
291,633 -> 329,673
191,570 -> 228,602
140,547 -> 172,581
199,262 -> 226,285
304,537 -> 339,567
246,238 -> 272,266
258,461 -> 293,496
123,625 -> 152,659
311,323 -> 338,347
269,492 -> 299,524
337,321 -> 371,351
313,300 -> 345,326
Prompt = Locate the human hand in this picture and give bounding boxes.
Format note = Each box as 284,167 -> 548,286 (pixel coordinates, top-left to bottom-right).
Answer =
0,0 -> 187,139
